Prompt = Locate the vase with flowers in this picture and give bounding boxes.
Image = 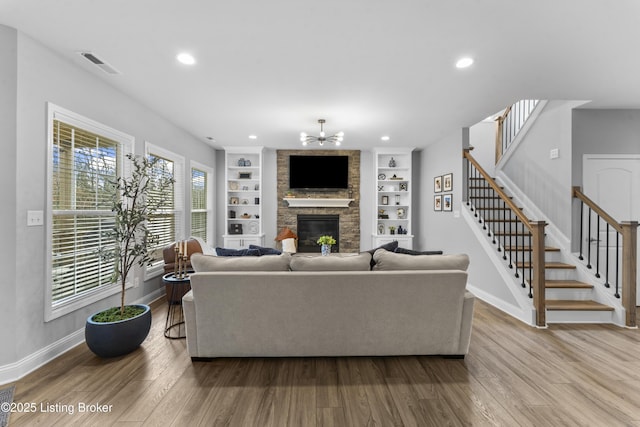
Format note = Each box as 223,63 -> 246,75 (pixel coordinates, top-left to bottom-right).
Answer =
317,235 -> 336,256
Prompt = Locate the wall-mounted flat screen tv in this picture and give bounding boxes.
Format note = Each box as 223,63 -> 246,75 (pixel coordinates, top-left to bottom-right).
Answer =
289,155 -> 349,189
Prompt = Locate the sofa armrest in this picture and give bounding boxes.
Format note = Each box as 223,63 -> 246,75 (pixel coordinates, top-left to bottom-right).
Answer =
182,290 -> 198,357
456,291 -> 475,355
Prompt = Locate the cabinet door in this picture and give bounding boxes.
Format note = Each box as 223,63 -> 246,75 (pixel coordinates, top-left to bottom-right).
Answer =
242,236 -> 264,247
223,237 -> 244,249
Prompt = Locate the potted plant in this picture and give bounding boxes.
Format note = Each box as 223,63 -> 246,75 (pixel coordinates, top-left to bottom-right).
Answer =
317,235 -> 336,256
85,153 -> 175,358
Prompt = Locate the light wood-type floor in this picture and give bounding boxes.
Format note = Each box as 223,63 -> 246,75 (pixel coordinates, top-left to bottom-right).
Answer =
6,299 -> 640,426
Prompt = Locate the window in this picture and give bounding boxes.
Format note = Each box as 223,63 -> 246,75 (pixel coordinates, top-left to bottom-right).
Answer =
46,103 -> 134,321
145,143 -> 184,278
190,162 -> 214,244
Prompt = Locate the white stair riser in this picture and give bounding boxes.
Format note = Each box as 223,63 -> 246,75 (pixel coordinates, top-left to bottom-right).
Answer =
546,310 -> 613,323
545,289 -> 593,300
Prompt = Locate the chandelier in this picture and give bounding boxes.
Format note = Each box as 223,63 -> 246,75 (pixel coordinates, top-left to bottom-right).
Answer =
300,119 -> 344,146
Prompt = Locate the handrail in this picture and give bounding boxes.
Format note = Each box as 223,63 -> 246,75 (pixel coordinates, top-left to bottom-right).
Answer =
572,187 -> 622,233
495,100 -> 539,164
464,150 -> 531,229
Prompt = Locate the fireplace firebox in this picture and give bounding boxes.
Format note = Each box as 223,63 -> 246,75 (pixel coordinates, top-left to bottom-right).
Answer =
297,215 -> 340,253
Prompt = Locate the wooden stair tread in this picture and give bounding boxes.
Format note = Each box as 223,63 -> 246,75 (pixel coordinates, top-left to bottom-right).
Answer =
503,246 -> 560,252
545,300 -> 614,311
545,280 -> 593,289
516,262 -> 576,269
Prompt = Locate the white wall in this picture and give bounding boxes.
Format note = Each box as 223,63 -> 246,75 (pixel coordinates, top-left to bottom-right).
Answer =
469,121 -> 496,177
4,26 -> 216,373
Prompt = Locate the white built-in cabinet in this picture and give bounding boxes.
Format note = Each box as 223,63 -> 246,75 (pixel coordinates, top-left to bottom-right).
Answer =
372,148 -> 414,249
223,147 -> 265,249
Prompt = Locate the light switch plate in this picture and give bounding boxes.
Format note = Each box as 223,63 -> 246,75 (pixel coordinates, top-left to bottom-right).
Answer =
27,210 -> 44,226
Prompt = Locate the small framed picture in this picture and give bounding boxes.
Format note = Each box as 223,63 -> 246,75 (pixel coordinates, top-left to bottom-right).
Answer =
443,194 -> 453,211
228,181 -> 239,191
230,197 -> 239,205
238,171 -> 252,179
443,173 -> 453,192
399,182 -> 408,191
434,176 -> 442,193
381,195 -> 389,205
434,195 -> 442,211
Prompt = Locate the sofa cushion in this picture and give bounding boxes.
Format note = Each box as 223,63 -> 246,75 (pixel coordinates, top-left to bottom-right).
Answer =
364,240 -> 399,268
394,247 -> 443,256
290,252 -> 372,271
372,249 -> 470,271
191,252 -> 291,272
215,247 -> 260,257
249,244 -> 282,256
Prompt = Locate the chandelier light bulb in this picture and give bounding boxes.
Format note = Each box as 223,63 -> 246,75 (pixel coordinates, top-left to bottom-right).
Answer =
300,119 -> 344,146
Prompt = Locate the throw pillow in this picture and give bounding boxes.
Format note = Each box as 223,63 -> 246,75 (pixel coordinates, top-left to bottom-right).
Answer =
372,249 -> 470,271
394,247 -> 443,256
215,247 -> 261,257
290,252 -> 372,271
249,244 -> 282,256
364,240 -> 399,268
191,253 -> 292,272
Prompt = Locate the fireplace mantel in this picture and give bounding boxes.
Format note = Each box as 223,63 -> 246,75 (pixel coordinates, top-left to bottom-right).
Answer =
283,198 -> 354,208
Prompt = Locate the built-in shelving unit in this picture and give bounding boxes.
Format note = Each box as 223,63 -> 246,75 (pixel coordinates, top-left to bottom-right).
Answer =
223,147 -> 265,249
373,147 -> 414,249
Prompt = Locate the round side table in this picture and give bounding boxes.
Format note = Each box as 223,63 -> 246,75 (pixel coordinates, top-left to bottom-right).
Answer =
162,272 -> 191,339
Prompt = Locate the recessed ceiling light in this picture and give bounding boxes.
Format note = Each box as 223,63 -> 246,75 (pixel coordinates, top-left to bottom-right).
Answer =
381,136 -> 390,141
177,52 -> 196,65
456,57 -> 474,69
248,135 -> 258,140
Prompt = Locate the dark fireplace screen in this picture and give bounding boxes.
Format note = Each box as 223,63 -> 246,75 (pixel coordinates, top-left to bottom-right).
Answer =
297,214 -> 340,253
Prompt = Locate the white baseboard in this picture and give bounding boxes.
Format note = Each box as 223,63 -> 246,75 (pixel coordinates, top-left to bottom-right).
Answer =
466,282 -> 535,326
0,288 -> 165,385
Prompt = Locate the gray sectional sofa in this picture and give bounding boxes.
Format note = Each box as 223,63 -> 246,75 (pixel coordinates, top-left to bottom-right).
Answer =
182,249 -> 475,359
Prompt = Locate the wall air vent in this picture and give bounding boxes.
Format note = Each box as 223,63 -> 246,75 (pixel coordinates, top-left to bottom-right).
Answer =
78,52 -> 121,75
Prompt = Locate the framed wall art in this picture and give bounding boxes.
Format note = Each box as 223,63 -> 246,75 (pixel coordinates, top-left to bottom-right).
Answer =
443,173 -> 453,192
434,176 -> 442,193
443,194 -> 453,211
434,195 -> 442,211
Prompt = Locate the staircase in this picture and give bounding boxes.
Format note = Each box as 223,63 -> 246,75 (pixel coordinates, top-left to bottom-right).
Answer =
465,162 -> 615,326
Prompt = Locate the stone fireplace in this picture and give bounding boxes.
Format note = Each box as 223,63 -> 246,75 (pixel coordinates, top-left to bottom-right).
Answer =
297,214 -> 340,253
276,150 -> 360,252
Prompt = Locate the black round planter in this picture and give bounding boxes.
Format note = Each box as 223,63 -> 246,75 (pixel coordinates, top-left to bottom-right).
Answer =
85,304 -> 152,358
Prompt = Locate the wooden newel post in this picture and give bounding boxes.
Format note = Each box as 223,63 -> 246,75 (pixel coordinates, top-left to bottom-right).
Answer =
530,220 -> 547,327
621,221 -> 638,327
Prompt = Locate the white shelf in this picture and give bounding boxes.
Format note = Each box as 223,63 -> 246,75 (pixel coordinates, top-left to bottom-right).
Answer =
283,198 -> 354,208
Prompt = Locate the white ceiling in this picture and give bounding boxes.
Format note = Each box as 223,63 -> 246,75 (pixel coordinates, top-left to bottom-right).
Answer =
2,0 -> 639,150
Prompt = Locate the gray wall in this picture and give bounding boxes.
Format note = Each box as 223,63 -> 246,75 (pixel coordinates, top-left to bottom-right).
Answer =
499,101 -> 578,238
469,121 -> 496,177
572,109 -> 640,186
0,26 -> 18,365
5,26 -> 216,367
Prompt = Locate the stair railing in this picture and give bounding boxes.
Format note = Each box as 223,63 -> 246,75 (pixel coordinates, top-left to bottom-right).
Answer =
495,99 -> 540,164
464,149 -> 547,326
572,187 -> 637,327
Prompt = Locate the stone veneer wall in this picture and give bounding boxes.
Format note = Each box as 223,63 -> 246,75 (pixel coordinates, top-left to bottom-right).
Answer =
277,150 -> 360,252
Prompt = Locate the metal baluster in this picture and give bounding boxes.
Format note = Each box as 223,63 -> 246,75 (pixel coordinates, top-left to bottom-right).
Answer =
466,158 -> 470,207
528,230 -> 533,298
586,207 -> 592,269
509,212 -> 514,268
615,232 -> 620,298
604,223 -> 610,288
473,167 -> 478,217
595,216 -> 601,278
515,220 -> 520,279
578,201 -> 584,260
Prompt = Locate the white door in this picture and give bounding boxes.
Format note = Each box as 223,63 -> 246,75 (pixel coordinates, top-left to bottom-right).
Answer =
583,155 -> 640,305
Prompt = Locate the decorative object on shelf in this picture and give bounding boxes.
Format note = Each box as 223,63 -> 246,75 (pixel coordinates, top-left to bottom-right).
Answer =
230,197 -> 239,205
317,235 -> 336,256
241,199 -> 249,205
229,181 -> 239,190
434,195 -> 442,211
248,221 -> 259,234
237,158 -> 246,166
378,223 -> 385,234
399,182 -> 408,191
398,225 -> 404,235
397,207 -> 406,218
382,195 -> 389,205
378,209 -> 389,219
390,174 -> 403,180
388,157 -> 396,167
378,185 -> 384,191
443,194 -> 453,211
229,223 -> 243,234
238,171 -> 252,179
395,194 -> 400,205
255,197 -> 260,204
443,173 -> 453,192
242,185 -> 249,191
300,119 -> 344,146
378,173 -> 386,180
434,176 -> 442,193
244,159 -> 252,167
255,184 -> 260,190
241,213 -> 251,219
389,226 -> 396,235
229,210 -> 236,218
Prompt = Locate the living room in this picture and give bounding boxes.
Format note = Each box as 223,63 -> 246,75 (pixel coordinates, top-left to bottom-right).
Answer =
2,1 -> 640,425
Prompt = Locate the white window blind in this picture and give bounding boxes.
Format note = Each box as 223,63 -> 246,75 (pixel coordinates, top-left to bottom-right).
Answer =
46,104 -> 134,320
190,165 -> 209,242
145,143 -> 184,277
